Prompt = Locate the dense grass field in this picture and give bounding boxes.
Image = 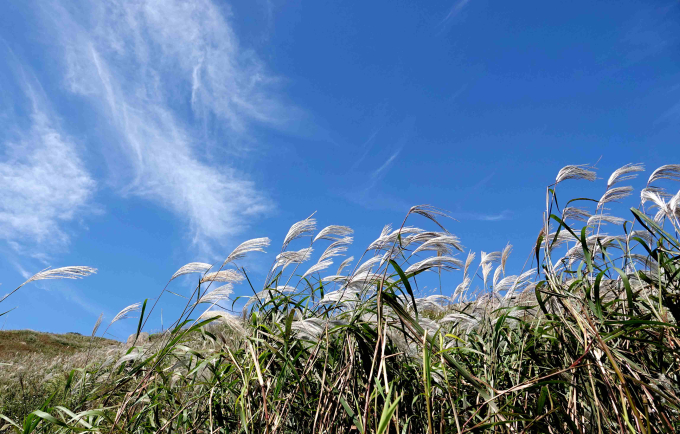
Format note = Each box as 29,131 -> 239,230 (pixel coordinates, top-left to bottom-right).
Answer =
1,163 -> 679,433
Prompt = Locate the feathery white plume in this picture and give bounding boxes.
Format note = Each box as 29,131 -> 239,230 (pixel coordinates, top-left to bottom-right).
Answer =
274,247 -> 314,270
598,186 -> 633,207
587,214 -> 625,226
641,188 -> 668,209
197,284 -> 233,304
411,235 -> 463,256
413,295 -> 449,312
319,289 -> 360,304
501,243 -> 512,274
200,270 -> 244,284
453,276 -> 471,301
313,225 -> 354,243
111,302 -> 142,325
243,286 -> 296,311
23,266 -> 97,286
222,238 -> 270,266
198,310 -> 246,336
301,259 -> 334,279
562,207 -> 591,222
337,256 -> 354,275
355,257 -> 382,275
463,251 -> 476,276
492,266 -> 503,289
480,251 -> 501,265
608,163 -> 644,188
319,237 -> 352,262
648,164 -> 680,185
555,164 -> 597,184
282,216 -> 317,249
408,205 -> 451,231
171,263 -> 212,281
499,269 -> 536,298
291,318 -> 345,340
482,262 -> 493,287
91,313 -> 103,338
404,256 -> 462,274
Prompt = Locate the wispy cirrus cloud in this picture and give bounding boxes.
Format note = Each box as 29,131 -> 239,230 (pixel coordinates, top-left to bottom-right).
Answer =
441,0 -> 471,25
0,67 -> 95,250
41,0 -> 291,249
455,210 -> 513,222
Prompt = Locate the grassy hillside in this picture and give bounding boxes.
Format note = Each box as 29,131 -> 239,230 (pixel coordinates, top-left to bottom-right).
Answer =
0,163 -> 679,433
0,330 -> 118,360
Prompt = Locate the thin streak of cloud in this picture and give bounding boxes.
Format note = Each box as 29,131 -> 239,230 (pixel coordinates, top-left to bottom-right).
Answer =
350,127 -> 382,171
371,149 -> 401,180
441,0 -> 470,24
455,210 -> 513,222
42,0 -> 291,250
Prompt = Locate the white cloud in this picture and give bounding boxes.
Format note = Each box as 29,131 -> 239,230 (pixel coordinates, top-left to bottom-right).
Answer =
44,0 -> 288,247
371,150 -> 401,180
0,81 -> 95,248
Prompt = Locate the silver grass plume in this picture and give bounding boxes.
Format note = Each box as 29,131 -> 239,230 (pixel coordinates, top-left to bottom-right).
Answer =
355,256 -> 382,275
418,318 -> 441,335
197,309 -> 246,336
407,205 -> 452,231
282,216 -> 317,249
555,164 -> 597,184
641,188 -> 669,209
482,262 -> 494,288
648,164 -> 680,185
501,243 -> 512,274
243,286 -> 295,311
291,318 -> 345,340
453,277 -> 471,301
301,259 -> 334,279
598,186 -> 633,207
197,284 -> 233,304
542,230 -> 579,250
337,256 -> 354,274
463,251 -> 476,277
319,237 -> 352,262
222,238 -> 270,266
91,313 -> 103,338
404,256 -> 462,274
368,227 -> 425,251
22,266 -> 97,286
562,207 -> 591,222
319,288 -> 360,304
642,186 -> 671,198
413,295 -> 449,313
380,224 -> 392,238
607,163 -> 644,188
200,270 -> 244,284
492,266 -> 503,289
439,312 -> 478,328
500,269 -> 536,299
480,251 -> 501,265
627,230 -> 653,245
110,302 -> 142,325
171,263 -> 212,281
587,214 -> 625,226
670,190 -> 680,217
411,235 -> 463,256
313,225 -> 354,243
274,247 -> 313,270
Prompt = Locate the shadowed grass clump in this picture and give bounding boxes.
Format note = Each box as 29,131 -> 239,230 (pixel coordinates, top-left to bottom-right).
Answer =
1,163 -> 680,433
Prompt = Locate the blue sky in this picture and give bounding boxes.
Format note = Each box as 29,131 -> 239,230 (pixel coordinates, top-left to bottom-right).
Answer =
0,0 -> 678,338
